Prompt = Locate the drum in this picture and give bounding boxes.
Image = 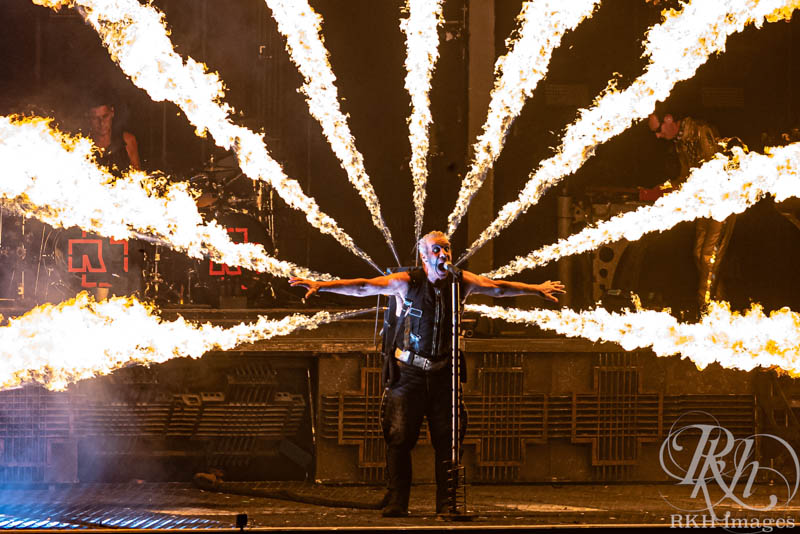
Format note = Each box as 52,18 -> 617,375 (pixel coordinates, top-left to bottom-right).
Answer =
154,211 -> 273,307
38,225 -> 144,301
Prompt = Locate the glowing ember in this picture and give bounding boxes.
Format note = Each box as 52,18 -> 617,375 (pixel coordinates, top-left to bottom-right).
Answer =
487,142 -> 800,278
400,0 -> 443,242
32,0 -> 380,273
0,115 -> 333,280
266,0 -> 400,265
446,0 -> 600,237
457,0 -> 800,264
0,293 -> 370,391
467,302 -> 800,376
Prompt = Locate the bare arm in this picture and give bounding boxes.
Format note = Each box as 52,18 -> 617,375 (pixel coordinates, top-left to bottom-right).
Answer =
462,270 -> 565,303
289,272 -> 409,299
123,131 -> 142,171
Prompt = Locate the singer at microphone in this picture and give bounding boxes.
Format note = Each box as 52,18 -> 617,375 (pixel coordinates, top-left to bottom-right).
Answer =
289,230 -> 565,517
439,260 -> 461,277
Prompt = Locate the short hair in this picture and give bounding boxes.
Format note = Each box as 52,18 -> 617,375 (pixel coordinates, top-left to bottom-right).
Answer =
84,88 -> 117,111
416,230 -> 448,259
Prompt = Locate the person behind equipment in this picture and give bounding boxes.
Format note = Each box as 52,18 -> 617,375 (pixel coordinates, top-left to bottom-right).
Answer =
648,112 -> 736,312
83,91 -> 142,300
86,93 -> 141,173
289,230 -> 565,517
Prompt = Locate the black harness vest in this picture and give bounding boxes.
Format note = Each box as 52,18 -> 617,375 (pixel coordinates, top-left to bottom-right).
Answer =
393,267 -> 462,361
96,132 -> 131,174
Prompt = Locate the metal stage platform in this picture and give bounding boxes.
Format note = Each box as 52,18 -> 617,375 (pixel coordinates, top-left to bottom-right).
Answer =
0,481 -> 796,529
0,305 -> 798,529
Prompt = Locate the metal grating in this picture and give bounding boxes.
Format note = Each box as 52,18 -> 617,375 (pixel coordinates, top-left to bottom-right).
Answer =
226,363 -> 279,403
0,387 -> 73,484
572,353 -> 654,481
475,353 -> 526,481
0,504 -> 220,529
74,396 -> 305,439
319,353 -> 386,483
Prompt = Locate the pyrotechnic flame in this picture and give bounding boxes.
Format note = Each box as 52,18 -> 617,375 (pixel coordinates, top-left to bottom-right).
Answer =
266,0 -> 400,266
487,142 -> 800,278
446,0 -> 600,237
0,293 -> 371,391
32,0 -> 380,273
467,302 -> 800,376
400,0 -> 443,242
457,0 -> 800,264
0,115 -> 333,280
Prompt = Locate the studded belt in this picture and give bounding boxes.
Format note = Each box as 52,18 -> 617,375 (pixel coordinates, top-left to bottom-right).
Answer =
394,347 -> 448,372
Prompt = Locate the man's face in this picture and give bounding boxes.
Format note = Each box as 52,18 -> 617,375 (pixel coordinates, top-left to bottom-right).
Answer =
420,235 -> 452,281
88,105 -> 114,137
648,113 -> 679,140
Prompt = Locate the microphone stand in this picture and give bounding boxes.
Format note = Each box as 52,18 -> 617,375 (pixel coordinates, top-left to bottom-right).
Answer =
446,265 -> 469,517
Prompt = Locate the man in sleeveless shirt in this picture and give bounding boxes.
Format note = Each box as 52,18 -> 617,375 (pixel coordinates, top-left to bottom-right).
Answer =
83,94 -> 142,300
290,231 -> 565,516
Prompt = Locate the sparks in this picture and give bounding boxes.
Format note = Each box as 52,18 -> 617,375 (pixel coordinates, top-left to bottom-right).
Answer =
0,293 -> 371,391
0,115 -> 334,281
458,0 -> 800,265
32,0 -> 381,273
266,0 -> 400,265
467,302 -> 800,377
487,142 -> 800,278
446,0 -> 601,238
400,0 -> 444,242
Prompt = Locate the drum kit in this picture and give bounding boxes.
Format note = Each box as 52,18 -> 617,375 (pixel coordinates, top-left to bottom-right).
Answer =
142,152 -> 279,307
0,152 -> 279,308
0,208 -> 89,305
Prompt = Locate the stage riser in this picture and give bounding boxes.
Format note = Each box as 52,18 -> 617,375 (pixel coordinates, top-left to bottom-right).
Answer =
316,347 -> 772,484
0,340 -> 792,484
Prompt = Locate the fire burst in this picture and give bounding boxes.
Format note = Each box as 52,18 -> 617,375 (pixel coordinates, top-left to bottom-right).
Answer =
0,115 -> 333,281
487,142 -> 800,278
446,0 -> 600,238
32,0 -> 380,273
467,302 -> 800,376
266,0 -> 400,265
457,0 -> 800,265
401,0 -> 444,242
0,293 -> 370,391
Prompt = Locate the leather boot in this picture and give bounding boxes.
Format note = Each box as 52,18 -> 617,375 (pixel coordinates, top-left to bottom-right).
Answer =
382,447 -> 411,517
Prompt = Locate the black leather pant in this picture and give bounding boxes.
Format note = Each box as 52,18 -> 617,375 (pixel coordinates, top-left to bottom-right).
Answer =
380,362 -> 467,511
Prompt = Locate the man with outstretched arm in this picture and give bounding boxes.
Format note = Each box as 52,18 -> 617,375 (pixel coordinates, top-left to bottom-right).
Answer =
290,230 -> 565,517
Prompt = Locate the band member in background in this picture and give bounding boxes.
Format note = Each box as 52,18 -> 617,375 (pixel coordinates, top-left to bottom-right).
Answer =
87,93 -> 141,172
648,112 -> 736,311
290,231 -> 565,517
83,91 -> 142,300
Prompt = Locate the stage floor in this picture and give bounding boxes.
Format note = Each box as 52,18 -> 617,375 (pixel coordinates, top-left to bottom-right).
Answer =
0,482 -> 794,530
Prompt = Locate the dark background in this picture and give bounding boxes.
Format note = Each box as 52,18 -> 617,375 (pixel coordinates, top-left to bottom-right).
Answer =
1,0 -> 798,313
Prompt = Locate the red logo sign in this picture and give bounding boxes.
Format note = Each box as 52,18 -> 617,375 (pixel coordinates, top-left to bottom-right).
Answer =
209,227 -> 248,277
67,232 -> 128,288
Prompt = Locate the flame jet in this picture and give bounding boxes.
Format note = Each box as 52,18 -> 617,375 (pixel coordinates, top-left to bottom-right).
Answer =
0,116 -> 334,281
400,0 -> 444,242
32,0 -> 381,274
467,302 -> 800,377
487,142 -> 800,279
457,0 -> 800,265
0,293 -> 371,391
446,0 -> 601,238
265,0 -> 400,266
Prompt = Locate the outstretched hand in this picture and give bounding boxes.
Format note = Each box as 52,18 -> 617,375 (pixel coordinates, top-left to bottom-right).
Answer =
538,280 -> 566,303
289,277 -> 321,299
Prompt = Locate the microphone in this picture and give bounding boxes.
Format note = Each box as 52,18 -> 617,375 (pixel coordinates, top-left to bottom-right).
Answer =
441,261 -> 461,277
